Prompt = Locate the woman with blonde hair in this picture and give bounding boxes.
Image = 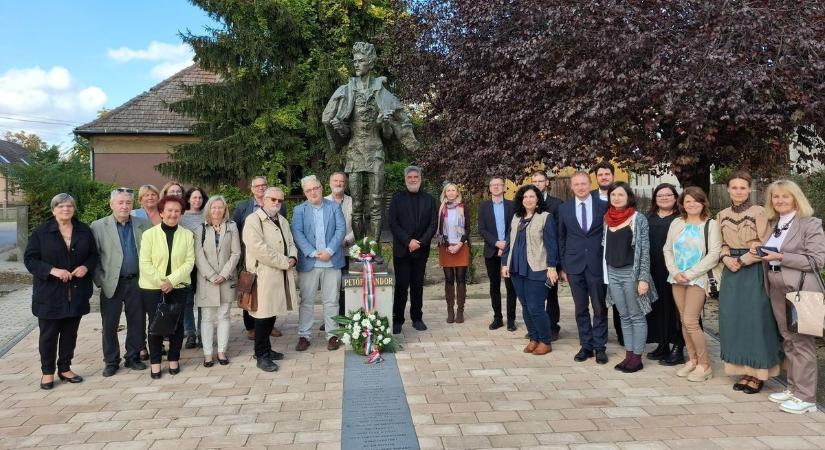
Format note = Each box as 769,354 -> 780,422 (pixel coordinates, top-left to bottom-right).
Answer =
132,184 -> 161,225
663,187 -> 721,382
160,181 -> 184,198
756,179 -> 825,414
194,195 -> 240,366
437,183 -> 471,323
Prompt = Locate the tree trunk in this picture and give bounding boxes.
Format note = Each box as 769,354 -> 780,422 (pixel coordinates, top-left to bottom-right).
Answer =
672,156 -> 711,193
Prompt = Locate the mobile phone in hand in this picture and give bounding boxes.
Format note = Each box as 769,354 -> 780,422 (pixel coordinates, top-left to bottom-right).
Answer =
756,246 -> 779,257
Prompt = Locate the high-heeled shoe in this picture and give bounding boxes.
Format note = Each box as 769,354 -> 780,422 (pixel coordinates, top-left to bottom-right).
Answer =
40,375 -> 54,390
168,363 -> 180,375
217,355 -> 229,365
150,370 -> 162,379
203,359 -> 214,368
57,372 -> 83,383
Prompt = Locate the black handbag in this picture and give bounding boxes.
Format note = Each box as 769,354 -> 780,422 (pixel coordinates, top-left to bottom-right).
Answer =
149,293 -> 183,336
704,221 -> 720,299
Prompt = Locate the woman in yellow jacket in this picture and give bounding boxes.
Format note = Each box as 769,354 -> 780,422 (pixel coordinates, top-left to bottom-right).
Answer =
139,195 -> 195,379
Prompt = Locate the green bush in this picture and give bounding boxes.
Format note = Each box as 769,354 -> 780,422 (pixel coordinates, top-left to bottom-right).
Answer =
790,172 -> 825,220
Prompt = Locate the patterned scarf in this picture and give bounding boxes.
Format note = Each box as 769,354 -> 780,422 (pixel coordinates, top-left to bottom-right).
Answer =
438,201 -> 466,240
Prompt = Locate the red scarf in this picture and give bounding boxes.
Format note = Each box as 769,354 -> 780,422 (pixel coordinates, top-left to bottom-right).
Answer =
605,206 -> 636,227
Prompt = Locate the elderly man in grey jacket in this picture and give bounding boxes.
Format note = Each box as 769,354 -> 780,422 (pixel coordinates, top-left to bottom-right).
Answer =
90,188 -> 151,376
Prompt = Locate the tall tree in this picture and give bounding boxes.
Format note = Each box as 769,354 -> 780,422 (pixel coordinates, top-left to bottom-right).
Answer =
3,130 -> 48,154
159,0 -> 401,188
386,0 -> 825,190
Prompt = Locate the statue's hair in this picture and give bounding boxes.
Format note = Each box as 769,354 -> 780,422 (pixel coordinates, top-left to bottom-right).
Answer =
352,42 -> 377,66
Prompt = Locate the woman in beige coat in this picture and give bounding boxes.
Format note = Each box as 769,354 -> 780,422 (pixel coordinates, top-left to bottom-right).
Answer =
241,187 -> 298,372
757,180 -> 825,414
194,195 -> 241,367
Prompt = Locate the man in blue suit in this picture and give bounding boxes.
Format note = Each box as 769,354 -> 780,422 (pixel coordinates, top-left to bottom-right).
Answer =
559,171 -> 609,364
292,175 -> 346,352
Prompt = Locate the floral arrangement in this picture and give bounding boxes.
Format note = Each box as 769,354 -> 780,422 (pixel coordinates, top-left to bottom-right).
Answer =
332,309 -> 399,355
348,236 -> 381,261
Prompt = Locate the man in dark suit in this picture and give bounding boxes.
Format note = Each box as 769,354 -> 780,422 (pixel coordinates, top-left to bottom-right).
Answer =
559,171 -> 609,364
233,176 -> 287,339
531,170 -> 564,340
478,176 -> 517,331
388,166 -> 438,334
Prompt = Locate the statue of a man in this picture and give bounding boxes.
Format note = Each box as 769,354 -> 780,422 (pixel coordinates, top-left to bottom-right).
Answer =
322,42 -> 420,240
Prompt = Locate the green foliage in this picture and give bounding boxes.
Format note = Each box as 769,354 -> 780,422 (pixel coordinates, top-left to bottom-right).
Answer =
790,172 -> 825,220
159,0 -> 404,188
1,146 -> 112,232
711,166 -> 733,185
213,184 -> 249,214
332,308 -> 400,353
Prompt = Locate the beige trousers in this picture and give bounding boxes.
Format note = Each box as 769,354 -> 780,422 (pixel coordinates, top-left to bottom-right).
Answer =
672,284 -> 710,367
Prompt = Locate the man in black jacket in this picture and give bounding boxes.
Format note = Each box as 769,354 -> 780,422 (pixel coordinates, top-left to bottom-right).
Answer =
388,166 -> 437,334
531,171 -> 564,341
478,176 -> 517,331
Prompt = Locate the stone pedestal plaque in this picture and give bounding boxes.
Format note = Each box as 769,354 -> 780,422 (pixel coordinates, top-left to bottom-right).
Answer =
343,270 -> 394,328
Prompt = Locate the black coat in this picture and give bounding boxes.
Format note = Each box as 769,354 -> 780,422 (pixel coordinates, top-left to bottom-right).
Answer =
388,190 -> 438,258
541,192 -> 563,220
24,217 -> 99,319
477,199 -> 515,259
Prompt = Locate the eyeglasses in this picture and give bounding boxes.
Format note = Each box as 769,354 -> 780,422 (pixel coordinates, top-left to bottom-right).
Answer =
304,186 -> 322,193
252,184 -> 267,189
267,197 -> 284,203
116,187 -> 134,193
655,193 -> 674,198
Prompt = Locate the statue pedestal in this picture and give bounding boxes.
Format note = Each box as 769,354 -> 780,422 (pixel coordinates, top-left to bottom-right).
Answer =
343,269 -> 395,329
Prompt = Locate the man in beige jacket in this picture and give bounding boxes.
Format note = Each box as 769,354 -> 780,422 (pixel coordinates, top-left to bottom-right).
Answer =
242,187 -> 298,372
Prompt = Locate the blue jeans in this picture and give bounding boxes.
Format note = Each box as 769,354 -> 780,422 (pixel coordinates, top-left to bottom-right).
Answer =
607,265 -> 647,354
511,274 -> 551,345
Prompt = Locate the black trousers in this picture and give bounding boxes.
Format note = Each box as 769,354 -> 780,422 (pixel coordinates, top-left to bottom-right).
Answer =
243,310 -> 255,331
546,281 -> 561,333
254,316 -> 276,357
38,316 -> 82,375
484,256 -> 516,323
393,256 -> 428,324
142,288 -> 186,364
100,277 -> 144,366
338,257 -> 350,316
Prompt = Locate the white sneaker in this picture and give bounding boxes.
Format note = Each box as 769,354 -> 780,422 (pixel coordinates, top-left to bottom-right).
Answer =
769,390 -> 793,404
779,397 -> 818,414
687,365 -> 713,382
676,361 -> 697,377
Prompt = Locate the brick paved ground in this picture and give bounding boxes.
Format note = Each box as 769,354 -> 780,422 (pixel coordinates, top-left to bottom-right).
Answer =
1,280 -> 825,449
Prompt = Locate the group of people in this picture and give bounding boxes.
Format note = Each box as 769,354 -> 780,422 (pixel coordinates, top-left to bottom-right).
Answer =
22,163 -> 825,415
477,164 -> 825,416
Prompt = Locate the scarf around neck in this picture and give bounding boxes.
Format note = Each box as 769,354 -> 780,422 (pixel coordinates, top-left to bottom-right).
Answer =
438,201 -> 465,239
605,206 -> 636,228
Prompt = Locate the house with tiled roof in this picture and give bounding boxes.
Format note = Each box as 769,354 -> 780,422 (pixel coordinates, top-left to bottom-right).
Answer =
0,139 -> 29,207
74,64 -> 219,188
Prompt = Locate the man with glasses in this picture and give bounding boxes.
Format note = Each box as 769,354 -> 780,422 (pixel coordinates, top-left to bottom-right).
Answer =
478,176 -> 517,331
292,175 -> 346,352
234,176 -> 287,339
90,188 -> 151,376
531,171 -> 564,340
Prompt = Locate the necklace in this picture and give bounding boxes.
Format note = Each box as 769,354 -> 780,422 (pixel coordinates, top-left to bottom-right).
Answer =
731,200 -> 752,214
773,218 -> 793,238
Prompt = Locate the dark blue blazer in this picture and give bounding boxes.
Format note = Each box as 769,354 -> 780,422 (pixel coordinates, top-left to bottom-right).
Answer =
477,199 -> 515,259
558,192 -> 607,275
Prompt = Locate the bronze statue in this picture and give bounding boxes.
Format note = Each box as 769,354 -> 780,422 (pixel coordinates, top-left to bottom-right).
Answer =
323,42 -> 420,240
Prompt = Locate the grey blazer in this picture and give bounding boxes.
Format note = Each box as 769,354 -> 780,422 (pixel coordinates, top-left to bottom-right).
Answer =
195,221 -> 242,307
90,214 -> 151,298
764,216 -> 825,293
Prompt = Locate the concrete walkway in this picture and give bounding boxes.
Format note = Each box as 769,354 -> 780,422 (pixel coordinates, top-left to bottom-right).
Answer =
1,281 -> 824,449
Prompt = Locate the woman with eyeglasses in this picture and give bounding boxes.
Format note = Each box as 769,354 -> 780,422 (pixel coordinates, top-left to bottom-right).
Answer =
645,183 -> 685,366
716,171 -> 781,395
663,187 -> 721,382
181,187 -> 209,349
161,181 -> 184,198
139,195 -> 195,378
501,184 -> 558,356
602,182 -> 656,373
132,184 -> 161,225
25,193 -> 98,389
755,179 -> 825,414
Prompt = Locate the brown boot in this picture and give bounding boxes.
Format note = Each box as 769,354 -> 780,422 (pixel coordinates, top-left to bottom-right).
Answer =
445,283 -> 456,323
455,284 -> 466,323
523,341 -> 539,353
532,342 -> 552,355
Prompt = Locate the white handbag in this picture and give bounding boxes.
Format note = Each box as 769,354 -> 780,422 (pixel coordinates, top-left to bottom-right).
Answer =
784,256 -> 825,337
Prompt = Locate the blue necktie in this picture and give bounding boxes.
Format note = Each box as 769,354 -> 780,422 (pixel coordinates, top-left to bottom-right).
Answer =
580,202 -> 588,233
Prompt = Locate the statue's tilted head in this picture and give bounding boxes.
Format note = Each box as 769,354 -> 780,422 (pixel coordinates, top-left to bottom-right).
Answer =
352,42 -> 377,76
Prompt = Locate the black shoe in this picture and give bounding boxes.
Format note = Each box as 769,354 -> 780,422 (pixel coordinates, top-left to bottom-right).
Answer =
150,370 -> 162,379
320,324 -> 326,331
40,376 -> 54,390
412,320 -> 428,331
506,321 -> 517,332
489,318 -> 504,330
102,365 -> 119,377
550,330 -> 560,342
646,343 -> 670,360
595,349 -> 608,365
185,336 -> 197,349
203,360 -> 214,368
660,345 -> 686,366
124,359 -> 147,371
253,350 -> 284,362
58,372 -> 83,383
218,356 -> 230,365
392,323 -> 402,334
168,364 -> 180,375
257,358 -> 279,372
742,379 -> 764,395
574,348 -> 594,362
